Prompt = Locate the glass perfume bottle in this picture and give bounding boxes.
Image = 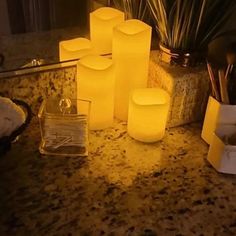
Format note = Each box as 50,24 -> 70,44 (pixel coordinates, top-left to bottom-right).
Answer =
38,98 -> 90,156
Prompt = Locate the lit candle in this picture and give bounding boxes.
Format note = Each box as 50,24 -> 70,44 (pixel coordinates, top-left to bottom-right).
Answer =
59,38 -> 93,62
90,7 -> 124,55
113,19 -> 152,121
127,88 -> 170,142
77,55 -> 114,130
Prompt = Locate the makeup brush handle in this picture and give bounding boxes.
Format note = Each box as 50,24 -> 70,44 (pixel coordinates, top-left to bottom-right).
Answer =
207,63 -> 220,101
218,69 -> 229,104
225,64 -> 233,81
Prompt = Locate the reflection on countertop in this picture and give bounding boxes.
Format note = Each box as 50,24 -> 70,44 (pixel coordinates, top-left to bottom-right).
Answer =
1,117 -> 236,236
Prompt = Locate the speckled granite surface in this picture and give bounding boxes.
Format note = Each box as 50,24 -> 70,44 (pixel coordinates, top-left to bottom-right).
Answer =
1,117 -> 236,236
0,66 -> 76,113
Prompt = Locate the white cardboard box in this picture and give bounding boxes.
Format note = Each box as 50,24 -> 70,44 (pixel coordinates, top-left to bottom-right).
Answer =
201,96 -> 236,145
208,125 -> 236,174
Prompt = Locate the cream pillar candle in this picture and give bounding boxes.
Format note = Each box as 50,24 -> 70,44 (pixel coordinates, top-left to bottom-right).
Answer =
90,7 -> 124,55
128,88 -> 170,143
59,38 -> 93,62
77,55 -> 114,130
113,19 -> 152,121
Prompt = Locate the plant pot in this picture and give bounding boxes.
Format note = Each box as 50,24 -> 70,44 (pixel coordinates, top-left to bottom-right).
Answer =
159,44 -> 205,67
201,96 -> 236,145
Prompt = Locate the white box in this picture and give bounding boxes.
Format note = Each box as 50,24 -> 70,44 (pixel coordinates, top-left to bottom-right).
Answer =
208,125 -> 236,174
201,96 -> 236,145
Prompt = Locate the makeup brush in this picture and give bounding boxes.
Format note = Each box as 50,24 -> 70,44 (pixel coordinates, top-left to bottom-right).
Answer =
225,43 -> 236,81
207,62 -> 220,101
218,69 -> 229,104
226,42 -> 236,105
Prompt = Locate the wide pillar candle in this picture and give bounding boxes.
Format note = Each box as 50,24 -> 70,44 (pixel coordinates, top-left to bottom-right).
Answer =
90,7 -> 124,55
113,19 -> 152,121
59,38 -> 93,62
77,55 -> 114,130
128,88 -> 170,142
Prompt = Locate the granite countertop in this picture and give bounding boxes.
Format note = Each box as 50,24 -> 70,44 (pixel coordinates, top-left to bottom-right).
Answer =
0,117 -> 236,236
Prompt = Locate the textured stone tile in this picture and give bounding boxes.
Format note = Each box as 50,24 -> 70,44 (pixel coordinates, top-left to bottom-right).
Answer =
0,66 -> 76,113
148,51 -> 210,127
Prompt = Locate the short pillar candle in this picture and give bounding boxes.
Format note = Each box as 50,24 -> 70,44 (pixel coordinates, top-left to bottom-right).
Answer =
113,19 -> 152,121
128,88 -> 170,142
77,55 -> 114,130
59,38 -> 93,62
90,7 -> 124,55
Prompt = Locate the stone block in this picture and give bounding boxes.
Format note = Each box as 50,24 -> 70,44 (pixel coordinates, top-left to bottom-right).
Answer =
148,50 -> 210,127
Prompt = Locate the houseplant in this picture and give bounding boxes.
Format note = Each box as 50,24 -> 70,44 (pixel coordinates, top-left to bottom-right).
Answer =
111,0 -> 151,23
147,0 -> 236,66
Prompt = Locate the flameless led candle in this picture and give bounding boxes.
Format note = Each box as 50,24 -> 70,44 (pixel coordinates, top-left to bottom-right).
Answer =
90,7 -> 124,55
113,19 -> 152,121
77,55 -> 114,130
128,88 -> 170,143
59,38 -> 93,62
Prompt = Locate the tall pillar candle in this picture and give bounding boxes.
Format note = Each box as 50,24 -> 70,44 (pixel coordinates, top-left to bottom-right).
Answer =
90,7 -> 124,55
128,88 -> 170,142
59,38 -> 93,62
113,19 -> 152,121
77,55 -> 114,130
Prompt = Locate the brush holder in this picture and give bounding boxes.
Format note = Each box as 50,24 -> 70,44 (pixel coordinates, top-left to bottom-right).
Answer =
201,96 -> 236,145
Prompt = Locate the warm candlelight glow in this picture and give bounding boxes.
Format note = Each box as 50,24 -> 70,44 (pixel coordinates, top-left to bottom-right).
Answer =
90,7 -> 124,55
59,38 -> 93,62
128,88 -> 170,142
77,55 -> 114,130
113,19 -> 152,121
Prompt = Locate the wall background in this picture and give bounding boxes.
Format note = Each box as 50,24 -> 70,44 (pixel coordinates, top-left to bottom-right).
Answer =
0,0 -> 10,36
1,0 -> 236,66
208,11 -> 236,65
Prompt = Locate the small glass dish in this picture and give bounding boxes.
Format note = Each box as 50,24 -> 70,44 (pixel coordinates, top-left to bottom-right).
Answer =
38,98 -> 90,157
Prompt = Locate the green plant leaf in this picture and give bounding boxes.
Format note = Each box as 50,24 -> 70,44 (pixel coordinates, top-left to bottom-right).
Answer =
147,0 -> 236,51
